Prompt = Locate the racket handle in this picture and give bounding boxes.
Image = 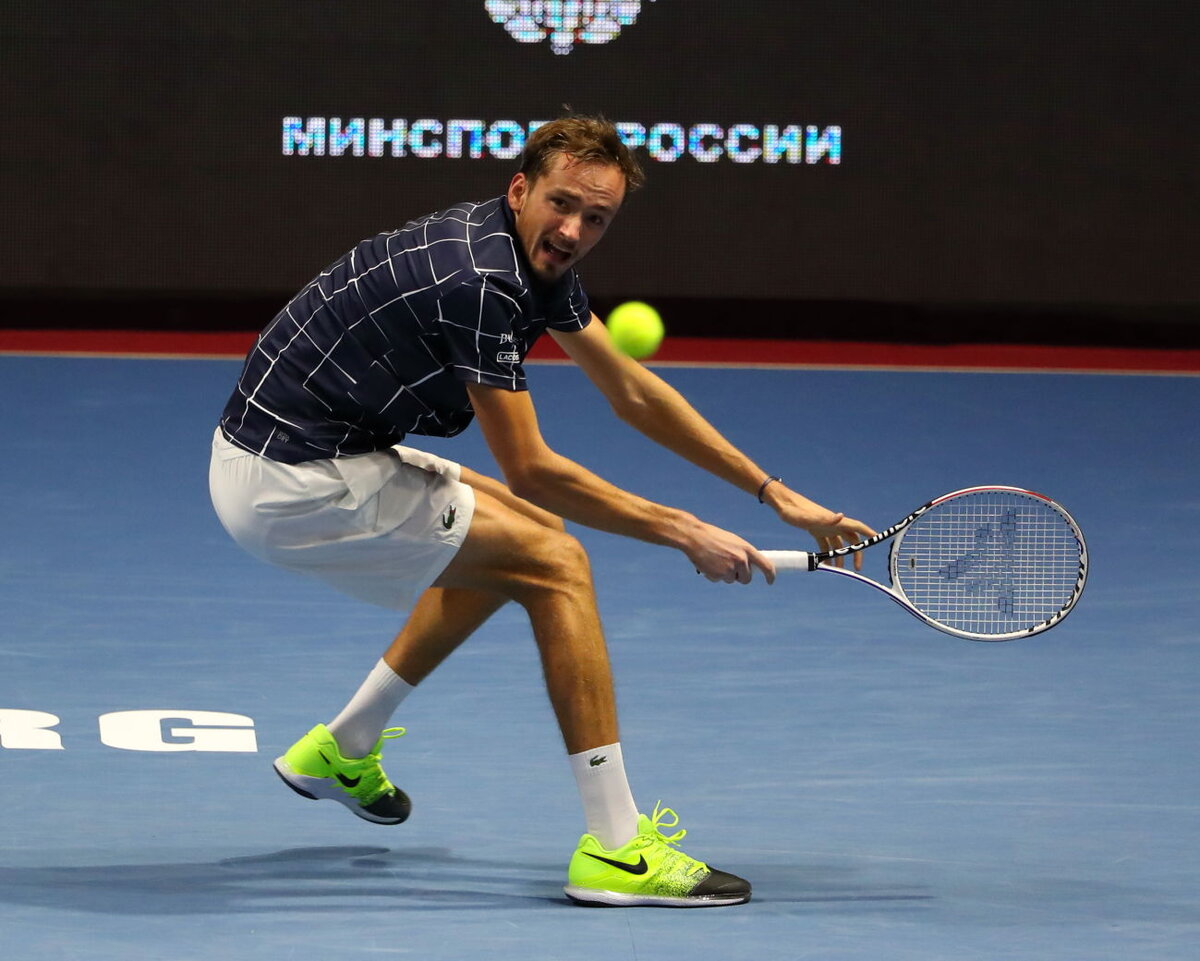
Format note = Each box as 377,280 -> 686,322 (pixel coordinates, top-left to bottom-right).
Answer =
761,550 -> 816,572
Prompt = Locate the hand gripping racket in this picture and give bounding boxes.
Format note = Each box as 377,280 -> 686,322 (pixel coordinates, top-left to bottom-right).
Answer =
763,486 -> 1088,641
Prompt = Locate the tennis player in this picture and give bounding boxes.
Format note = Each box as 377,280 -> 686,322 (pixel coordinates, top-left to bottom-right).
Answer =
209,114 -> 873,907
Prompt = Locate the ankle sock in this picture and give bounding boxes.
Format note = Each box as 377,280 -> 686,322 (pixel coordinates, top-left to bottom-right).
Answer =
327,658 -> 414,758
568,742 -> 639,849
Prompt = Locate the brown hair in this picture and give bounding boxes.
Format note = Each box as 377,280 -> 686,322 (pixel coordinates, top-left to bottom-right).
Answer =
518,113 -> 645,192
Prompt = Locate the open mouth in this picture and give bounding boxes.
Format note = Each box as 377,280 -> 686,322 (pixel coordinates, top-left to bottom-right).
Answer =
541,238 -> 574,266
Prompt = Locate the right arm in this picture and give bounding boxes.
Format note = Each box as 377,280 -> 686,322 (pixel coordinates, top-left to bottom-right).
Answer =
465,381 -> 774,584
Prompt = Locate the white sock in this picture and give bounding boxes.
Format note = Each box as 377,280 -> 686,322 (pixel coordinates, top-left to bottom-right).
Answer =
327,658 -> 415,758
568,742 -> 640,850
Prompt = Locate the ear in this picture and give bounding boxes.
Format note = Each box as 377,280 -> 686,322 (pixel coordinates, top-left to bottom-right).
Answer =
507,172 -> 528,214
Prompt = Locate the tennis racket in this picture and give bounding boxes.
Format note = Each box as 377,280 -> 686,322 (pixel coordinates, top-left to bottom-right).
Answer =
763,486 -> 1088,641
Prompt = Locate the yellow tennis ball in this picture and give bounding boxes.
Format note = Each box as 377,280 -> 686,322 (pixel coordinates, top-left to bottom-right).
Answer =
606,301 -> 664,359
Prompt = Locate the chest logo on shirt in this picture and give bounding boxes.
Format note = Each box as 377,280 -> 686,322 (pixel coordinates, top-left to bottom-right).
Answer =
485,1 -> 656,56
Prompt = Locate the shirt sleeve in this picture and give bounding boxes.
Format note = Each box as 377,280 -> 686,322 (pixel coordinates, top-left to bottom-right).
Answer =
546,270 -> 592,332
436,277 -> 530,392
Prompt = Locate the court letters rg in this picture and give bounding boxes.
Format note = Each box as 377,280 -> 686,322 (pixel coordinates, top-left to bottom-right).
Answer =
0,709 -> 257,752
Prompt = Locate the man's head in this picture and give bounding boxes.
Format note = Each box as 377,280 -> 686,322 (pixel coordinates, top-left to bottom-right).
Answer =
507,114 -> 644,283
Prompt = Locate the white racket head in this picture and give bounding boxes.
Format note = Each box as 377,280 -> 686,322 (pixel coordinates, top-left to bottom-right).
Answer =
887,486 -> 1088,641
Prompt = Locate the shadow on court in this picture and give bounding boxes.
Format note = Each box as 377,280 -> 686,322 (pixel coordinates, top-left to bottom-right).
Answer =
0,845 -> 943,916
0,846 -> 564,914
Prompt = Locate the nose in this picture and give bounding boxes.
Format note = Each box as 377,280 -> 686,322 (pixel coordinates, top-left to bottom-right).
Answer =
558,213 -> 581,245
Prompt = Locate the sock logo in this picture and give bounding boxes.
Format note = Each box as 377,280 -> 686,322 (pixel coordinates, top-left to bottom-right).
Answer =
589,754 -> 607,767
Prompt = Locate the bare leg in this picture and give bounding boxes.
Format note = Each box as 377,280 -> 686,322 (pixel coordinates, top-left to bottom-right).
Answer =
356,469 -> 633,845
381,466 -> 565,684
382,585 -> 505,683
422,487 -> 618,753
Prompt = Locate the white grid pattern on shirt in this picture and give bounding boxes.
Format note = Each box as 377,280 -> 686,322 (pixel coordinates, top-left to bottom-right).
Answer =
220,197 -> 589,462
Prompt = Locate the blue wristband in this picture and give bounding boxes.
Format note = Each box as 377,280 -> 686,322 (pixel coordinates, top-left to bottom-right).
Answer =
757,475 -> 782,503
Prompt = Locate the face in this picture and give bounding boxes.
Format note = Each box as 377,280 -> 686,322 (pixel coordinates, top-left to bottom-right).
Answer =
507,153 -> 625,283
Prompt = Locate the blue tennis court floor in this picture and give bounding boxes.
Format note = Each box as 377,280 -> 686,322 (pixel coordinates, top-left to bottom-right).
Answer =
1,354 -> 1197,960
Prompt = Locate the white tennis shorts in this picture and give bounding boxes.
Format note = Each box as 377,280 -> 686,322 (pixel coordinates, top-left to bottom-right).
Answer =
209,428 -> 475,611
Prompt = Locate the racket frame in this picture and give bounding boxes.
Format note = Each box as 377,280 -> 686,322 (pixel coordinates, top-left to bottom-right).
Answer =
764,486 -> 1088,642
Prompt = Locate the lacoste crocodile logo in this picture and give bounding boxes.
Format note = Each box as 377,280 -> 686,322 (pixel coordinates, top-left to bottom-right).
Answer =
442,505 -> 457,530
589,754 -> 607,767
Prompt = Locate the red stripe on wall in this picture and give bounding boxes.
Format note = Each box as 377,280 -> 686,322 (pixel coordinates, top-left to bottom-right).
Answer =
0,329 -> 259,357
2,328 -> 1199,374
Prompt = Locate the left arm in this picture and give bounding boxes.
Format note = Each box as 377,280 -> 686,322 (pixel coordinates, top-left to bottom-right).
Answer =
550,316 -> 876,556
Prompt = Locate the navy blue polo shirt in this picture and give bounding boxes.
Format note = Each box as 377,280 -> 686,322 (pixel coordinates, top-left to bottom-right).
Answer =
219,196 -> 591,463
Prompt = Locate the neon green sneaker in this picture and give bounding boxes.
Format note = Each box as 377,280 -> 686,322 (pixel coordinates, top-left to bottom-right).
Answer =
564,802 -> 751,907
272,724 -> 411,825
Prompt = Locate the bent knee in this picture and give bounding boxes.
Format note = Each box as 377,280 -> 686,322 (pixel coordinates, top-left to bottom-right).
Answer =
509,528 -> 592,600
534,528 -> 590,578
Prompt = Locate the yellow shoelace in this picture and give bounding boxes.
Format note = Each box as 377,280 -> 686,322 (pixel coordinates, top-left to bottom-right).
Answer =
351,728 -> 407,799
648,801 -> 688,845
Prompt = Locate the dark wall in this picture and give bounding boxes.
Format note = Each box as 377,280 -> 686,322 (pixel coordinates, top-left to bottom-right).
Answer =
4,2 -> 1197,339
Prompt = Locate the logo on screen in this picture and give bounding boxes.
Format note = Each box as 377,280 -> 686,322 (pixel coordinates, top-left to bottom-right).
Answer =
486,1 -> 656,55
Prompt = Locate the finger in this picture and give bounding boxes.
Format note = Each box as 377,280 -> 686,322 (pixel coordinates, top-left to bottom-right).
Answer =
846,517 -> 878,540
849,535 -> 868,566
827,535 -> 847,569
847,521 -> 876,570
748,547 -> 776,585
815,535 -> 838,568
736,557 -> 756,585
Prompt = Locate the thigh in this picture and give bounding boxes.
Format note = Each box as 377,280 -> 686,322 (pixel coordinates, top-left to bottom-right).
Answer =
458,465 -> 565,531
434,486 -> 585,598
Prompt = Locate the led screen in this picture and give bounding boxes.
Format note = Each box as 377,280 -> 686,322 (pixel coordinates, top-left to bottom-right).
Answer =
5,2 -> 1196,307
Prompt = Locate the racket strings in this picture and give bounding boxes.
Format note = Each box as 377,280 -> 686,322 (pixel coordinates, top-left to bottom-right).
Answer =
893,492 -> 1083,636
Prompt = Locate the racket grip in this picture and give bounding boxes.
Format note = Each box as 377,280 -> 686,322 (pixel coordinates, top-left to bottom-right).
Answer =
761,550 -> 816,572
